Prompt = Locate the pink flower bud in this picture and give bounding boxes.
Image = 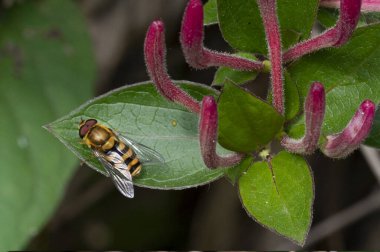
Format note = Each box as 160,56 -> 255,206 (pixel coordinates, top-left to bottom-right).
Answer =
321,0 -> 380,12
283,0 -> 362,62
322,99 -> 376,158
282,82 -> 326,154
144,20 -> 201,114
180,0 -> 264,71
257,0 -> 284,115
199,96 -> 244,168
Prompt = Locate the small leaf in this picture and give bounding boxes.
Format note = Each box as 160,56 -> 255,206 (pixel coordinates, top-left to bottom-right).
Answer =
239,151 -> 314,246
204,0 -> 218,25
212,52 -> 259,86
287,24 -> 380,139
47,81 -> 233,189
218,81 -> 284,153
217,0 -> 319,54
0,0 -> 95,250
225,157 -> 252,185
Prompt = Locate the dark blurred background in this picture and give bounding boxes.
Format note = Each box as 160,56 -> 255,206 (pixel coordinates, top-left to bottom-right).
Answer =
22,0 -> 380,250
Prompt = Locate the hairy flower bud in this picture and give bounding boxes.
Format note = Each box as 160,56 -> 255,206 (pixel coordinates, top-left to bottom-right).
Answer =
199,96 -> 244,168
282,82 -> 326,154
322,99 -> 375,158
180,0 -> 263,71
144,20 -> 201,113
283,0 -> 362,62
257,0 -> 284,115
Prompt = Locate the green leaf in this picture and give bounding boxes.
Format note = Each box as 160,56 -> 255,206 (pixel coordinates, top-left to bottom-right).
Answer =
204,0 -> 218,25
287,24 -> 380,139
46,81 -> 233,189
0,1 -> 95,250
212,52 -> 259,86
239,151 -> 314,245
218,81 -> 284,153
217,0 -> 319,54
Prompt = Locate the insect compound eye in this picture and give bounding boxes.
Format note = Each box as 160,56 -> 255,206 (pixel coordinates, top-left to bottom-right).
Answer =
79,119 -> 98,138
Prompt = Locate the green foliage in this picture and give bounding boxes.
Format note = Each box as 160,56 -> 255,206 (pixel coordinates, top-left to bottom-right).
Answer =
204,0 -> 218,25
239,151 -> 313,245
47,82 -> 235,189
218,81 -> 284,153
0,0 -> 95,250
217,0 -> 319,54
212,52 -> 259,86
287,24 -> 380,140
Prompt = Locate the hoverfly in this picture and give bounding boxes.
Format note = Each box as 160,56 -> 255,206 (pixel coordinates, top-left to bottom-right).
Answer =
79,118 -> 164,198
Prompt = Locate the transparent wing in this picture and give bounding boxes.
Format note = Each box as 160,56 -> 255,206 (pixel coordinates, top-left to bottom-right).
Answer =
93,150 -> 134,198
116,133 -> 165,165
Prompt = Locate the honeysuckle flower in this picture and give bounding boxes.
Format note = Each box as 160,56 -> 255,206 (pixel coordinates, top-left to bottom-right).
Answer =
257,0 -> 284,115
320,0 -> 380,12
144,20 -> 201,114
321,99 -> 376,158
282,82 -> 326,154
199,96 -> 244,168
283,0 -> 362,62
180,0 -> 264,71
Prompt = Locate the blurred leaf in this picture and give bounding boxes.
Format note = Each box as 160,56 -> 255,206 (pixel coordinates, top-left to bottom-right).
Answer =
239,151 -> 314,246
287,24 -> 380,140
204,0 -> 218,25
217,0 -> 319,54
212,52 -> 259,86
0,0 -> 95,250
218,81 -> 284,153
47,81 -> 234,189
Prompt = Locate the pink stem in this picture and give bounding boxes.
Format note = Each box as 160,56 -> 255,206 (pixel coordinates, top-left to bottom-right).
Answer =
199,96 -> 244,168
144,20 -> 201,114
282,82 -> 326,154
257,0 -> 284,115
283,0 -> 362,62
322,99 -> 376,158
180,0 -> 264,71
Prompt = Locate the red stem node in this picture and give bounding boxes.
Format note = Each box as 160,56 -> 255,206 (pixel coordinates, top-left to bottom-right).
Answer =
144,20 -> 201,114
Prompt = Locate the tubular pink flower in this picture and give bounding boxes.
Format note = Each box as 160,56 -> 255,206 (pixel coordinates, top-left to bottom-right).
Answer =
257,0 -> 284,115
144,20 -> 201,114
321,0 -> 380,12
282,82 -> 326,154
180,0 -> 264,71
283,0 -> 362,63
199,96 -> 244,168
322,100 -> 376,158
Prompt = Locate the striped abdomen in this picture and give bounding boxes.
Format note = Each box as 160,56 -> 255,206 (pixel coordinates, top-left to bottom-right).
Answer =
106,141 -> 142,176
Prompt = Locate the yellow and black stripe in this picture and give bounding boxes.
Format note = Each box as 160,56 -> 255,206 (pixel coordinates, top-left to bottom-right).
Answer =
106,141 -> 142,176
